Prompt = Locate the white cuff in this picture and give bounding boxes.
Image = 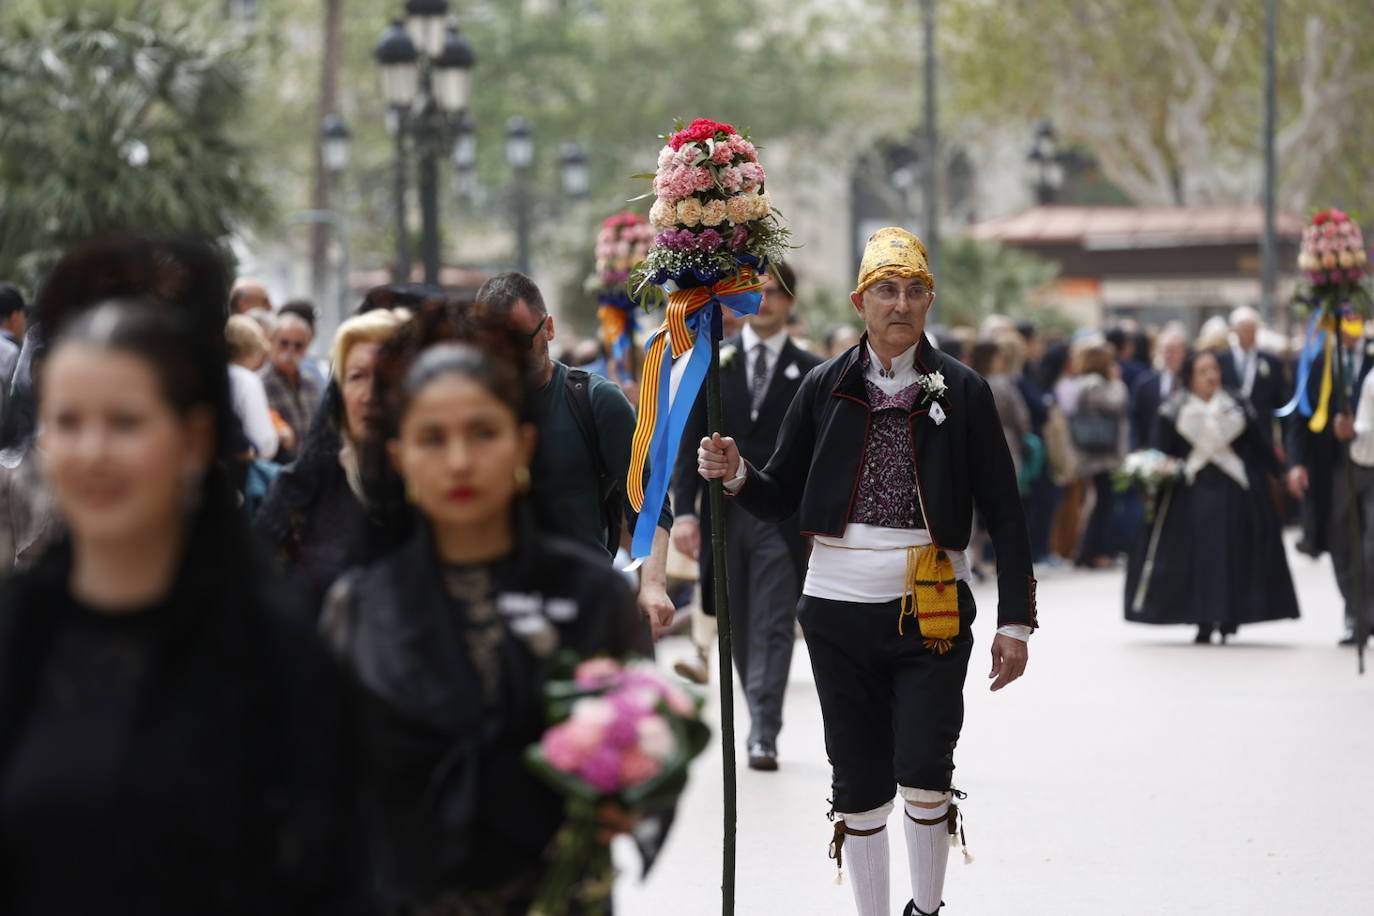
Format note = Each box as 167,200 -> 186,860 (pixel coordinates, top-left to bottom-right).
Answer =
996,624 -> 1032,642
722,461 -> 748,494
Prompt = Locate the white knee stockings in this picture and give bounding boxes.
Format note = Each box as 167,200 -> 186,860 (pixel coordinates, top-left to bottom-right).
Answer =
903,797 -> 952,915
834,792 -> 969,916
831,804 -> 891,916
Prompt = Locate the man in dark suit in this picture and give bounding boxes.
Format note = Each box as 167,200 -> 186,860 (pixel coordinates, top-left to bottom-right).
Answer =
1128,325 -> 1189,449
671,262 -> 821,771
1219,306 -> 1287,454
1287,323 -> 1374,643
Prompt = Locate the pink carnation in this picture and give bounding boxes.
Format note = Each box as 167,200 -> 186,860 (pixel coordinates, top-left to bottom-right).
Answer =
677,144 -> 702,167
657,144 -> 676,170
661,683 -> 695,717
739,162 -> 766,191
670,169 -> 699,200
711,142 -> 734,165
621,748 -> 662,787
542,723 -> 590,773
636,714 -> 676,761
578,747 -> 625,794
730,136 -> 758,162
729,224 -> 749,250
719,166 -> 743,194
575,658 -> 623,690
604,711 -> 640,748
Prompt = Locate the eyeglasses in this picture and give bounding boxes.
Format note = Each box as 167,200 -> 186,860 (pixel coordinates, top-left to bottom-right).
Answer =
525,315 -> 548,346
870,284 -> 932,305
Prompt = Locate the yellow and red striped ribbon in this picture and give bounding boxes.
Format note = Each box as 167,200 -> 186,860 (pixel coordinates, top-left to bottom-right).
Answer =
626,267 -> 763,511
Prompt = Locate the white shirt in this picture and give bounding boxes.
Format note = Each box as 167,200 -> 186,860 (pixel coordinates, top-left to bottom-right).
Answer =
1230,345 -> 1257,397
228,363 -> 279,461
1351,369 -> 1374,467
726,339 -> 1031,642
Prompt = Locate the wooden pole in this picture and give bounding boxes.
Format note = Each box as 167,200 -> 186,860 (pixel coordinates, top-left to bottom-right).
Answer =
706,333 -> 737,913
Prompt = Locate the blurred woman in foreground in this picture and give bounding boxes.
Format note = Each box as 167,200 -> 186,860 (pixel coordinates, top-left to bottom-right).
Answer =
0,242 -> 360,915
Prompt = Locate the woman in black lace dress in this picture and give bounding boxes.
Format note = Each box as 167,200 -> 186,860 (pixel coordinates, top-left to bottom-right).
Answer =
322,309 -> 648,914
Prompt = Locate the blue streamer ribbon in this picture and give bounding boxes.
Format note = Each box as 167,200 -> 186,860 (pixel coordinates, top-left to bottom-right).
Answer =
1276,314 -> 1324,419
629,285 -> 762,558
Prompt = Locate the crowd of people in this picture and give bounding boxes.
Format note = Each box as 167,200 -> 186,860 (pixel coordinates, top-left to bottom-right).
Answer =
0,226 -> 1363,916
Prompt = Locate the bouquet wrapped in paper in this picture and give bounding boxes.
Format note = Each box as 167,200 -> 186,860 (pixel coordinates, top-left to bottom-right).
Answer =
590,212 -> 655,382
525,657 -> 709,916
1114,449 -> 1183,522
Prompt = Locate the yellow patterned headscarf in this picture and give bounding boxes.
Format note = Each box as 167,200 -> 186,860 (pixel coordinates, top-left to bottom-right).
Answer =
854,227 -> 934,297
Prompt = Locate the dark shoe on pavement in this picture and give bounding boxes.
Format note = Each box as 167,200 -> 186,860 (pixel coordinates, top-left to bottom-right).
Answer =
903,901 -> 944,915
1338,630 -> 1368,647
747,742 -> 778,771
1194,625 -> 1214,645
673,653 -> 709,685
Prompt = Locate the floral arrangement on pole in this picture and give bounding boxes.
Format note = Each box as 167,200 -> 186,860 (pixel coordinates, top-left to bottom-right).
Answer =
525,656 -> 709,916
624,118 -> 792,558
591,212 -> 655,381
1278,208 -> 1373,434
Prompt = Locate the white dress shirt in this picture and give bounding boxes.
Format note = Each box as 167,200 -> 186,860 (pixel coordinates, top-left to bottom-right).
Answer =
1351,369 -> 1374,468
1230,344 -> 1258,398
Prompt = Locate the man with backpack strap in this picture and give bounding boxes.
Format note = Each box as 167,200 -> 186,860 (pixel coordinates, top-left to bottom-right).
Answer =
476,272 -> 675,639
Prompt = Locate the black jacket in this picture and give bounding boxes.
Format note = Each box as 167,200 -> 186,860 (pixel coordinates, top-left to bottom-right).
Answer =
1218,348 -> 1287,449
672,333 -> 822,611
1286,340 -> 1374,555
322,517 -> 648,909
732,335 -> 1037,629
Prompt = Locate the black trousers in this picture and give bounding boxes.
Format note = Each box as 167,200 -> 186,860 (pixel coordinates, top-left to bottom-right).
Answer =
797,584 -> 977,815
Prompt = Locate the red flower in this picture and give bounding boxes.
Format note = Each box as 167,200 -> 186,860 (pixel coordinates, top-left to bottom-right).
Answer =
1314,208 -> 1349,225
669,118 -> 737,151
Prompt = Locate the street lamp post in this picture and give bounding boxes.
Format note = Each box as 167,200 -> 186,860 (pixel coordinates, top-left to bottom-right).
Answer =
560,141 -> 590,202
1027,118 -> 1065,205
506,115 -> 535,275
374,6 -> 474,285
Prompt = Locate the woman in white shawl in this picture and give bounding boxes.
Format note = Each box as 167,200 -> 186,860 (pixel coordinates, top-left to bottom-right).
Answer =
1124,349 -> 1299,642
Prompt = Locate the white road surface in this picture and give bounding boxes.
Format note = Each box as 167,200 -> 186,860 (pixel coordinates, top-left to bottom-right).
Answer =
616,537 -> 1374,915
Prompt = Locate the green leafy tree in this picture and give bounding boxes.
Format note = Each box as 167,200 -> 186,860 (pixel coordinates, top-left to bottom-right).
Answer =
0,5 -> 269,288
931,238 -> 1060,328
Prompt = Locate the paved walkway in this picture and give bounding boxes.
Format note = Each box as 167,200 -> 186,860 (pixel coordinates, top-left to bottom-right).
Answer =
616,537 -> 1374,914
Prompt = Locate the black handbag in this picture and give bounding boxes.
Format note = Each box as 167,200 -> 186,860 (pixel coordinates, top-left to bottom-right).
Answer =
1069,412 -> 1119,453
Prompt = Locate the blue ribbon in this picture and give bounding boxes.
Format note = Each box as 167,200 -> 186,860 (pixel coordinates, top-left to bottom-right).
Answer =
1276,314 -> 1324,419
629,284 -> 763,558
598,292 -> 637,367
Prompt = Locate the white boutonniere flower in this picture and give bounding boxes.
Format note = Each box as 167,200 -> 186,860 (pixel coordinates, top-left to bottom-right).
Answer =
918,370 -> 947,404
1259,360 -> 1271,378
720,343 -> 738,368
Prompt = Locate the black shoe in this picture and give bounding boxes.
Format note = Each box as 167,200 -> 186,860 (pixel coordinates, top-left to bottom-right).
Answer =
746,742 -> 777,771
1194,625 -> 1214,645
903,901 -> 944,915
1338,630 -> 1368,647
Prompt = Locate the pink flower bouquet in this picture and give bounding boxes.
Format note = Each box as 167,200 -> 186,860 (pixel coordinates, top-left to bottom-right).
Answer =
525,656 -> 709,915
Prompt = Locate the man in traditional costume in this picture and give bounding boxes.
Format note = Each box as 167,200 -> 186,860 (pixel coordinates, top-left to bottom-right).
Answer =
697,229 -> 1036,916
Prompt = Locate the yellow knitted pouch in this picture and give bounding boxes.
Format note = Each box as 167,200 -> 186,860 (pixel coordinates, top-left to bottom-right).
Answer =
899,545 -> 960,653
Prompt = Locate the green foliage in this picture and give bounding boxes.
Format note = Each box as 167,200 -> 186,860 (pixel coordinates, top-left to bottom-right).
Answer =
931,238 -> 1059,328
0,5 -> 269,289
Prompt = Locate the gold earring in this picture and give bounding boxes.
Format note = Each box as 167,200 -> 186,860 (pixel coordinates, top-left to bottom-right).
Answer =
514,466 -> 531,494
405,478 -> 418,504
